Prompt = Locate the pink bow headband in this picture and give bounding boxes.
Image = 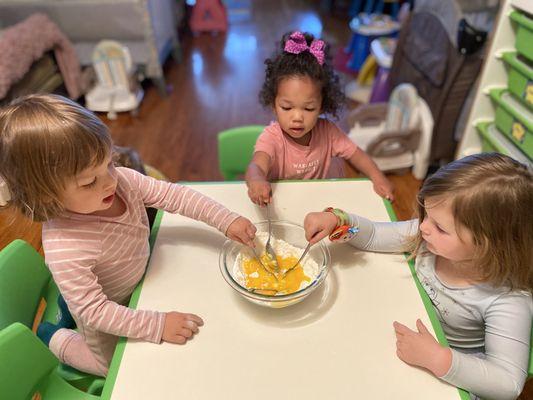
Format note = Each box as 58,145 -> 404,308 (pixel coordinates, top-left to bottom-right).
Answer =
283,31 -> 325,66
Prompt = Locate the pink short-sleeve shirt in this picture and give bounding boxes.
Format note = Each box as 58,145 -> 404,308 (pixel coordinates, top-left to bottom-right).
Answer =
254,118 -> 357,180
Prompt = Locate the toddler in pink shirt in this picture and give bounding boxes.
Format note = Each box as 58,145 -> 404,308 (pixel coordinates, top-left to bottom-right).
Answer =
246,31 -> 394,205
0,94 -> 256,376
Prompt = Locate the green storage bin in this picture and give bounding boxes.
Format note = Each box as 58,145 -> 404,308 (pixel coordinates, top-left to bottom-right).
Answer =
502,52 -> 533,110
510,11 -> 533,62
475,121 -> 531,164
489,88 -> 533,160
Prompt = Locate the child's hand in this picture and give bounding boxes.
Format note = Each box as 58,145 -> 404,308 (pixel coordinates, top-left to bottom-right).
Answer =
162,311 -> 204,344
227,216 -> 256,247
303,212 -> 338,245
373,176 -> 395,202
247,180 -> 272,206
393,319 -> 452,377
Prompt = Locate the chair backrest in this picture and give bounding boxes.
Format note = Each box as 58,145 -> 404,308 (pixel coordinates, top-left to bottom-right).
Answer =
217,125 -> 264,180
92,40 -> 133,89
0,322 -> 58,399
384,83 -> 419,132
0,322 -> 99,400
0,240 -> 59,330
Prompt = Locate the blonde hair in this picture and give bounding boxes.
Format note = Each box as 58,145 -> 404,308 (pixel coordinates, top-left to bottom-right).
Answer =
0,94 -> 112,221
410,153 -> 533,291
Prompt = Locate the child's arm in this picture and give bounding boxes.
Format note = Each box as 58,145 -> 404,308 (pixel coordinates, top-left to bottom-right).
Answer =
46,254 -> 166,343
346,148 -> 395,201
45,246 -> 205,345
396,293 -> 532,400
304,210 -> 416,251
121,168 -> 255,247
245,151 -> 272,206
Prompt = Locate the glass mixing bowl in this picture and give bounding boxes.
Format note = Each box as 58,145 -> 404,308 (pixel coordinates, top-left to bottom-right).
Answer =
219,220 -> 330,308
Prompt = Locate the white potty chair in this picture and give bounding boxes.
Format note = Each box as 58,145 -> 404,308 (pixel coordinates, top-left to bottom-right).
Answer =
85,40 -> 143,119
348,83 -> 434,179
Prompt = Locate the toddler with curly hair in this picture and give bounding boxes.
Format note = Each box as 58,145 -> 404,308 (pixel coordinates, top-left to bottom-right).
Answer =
246,31 -> 394,205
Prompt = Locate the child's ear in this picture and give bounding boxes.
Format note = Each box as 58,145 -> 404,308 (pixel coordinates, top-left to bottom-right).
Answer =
0,176 -> 12,205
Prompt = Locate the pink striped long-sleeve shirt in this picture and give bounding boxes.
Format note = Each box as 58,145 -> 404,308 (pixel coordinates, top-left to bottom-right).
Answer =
42,167 -> 239,347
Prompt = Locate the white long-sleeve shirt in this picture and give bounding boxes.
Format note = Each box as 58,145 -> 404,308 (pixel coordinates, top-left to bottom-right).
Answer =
347,214 -> 532,400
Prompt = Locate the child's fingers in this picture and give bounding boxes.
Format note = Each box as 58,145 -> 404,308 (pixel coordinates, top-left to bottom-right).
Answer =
393,321 -> 411,335
236,231 -> 254,247
304,225 -> 320,242
309,230 -> 328,245
178,327 -> 194,339
260,191 -> 271,205
183,319 -> 201,333
185,313 -> 204,326
416,319 -> 429,334
172,335 -> 187,344
246,223 -> 257,238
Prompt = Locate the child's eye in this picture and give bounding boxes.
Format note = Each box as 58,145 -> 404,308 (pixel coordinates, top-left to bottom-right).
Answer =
305,108 -> 316,112
436,225 -> 447,234
83,179 -> 97,188
280,106 -> 291,111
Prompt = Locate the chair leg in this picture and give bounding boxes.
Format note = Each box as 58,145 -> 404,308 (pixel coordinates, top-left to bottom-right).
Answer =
151,76 -> 169,96
171,44 -> 183,63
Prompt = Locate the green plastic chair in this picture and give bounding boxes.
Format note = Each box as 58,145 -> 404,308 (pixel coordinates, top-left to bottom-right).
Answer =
0,239 -> 104,393
0,240 -> 60,330
0,322 -> 100,399
217,125 -> 264,180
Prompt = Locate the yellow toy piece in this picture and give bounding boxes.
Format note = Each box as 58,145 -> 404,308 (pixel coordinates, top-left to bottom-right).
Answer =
357,55 -> 377,86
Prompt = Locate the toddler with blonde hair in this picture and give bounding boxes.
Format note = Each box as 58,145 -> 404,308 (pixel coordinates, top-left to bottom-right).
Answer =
0,94 -> 256,376
304,153 -> 532,399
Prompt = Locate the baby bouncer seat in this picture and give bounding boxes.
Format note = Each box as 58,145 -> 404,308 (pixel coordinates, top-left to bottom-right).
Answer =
85,40 -> 143,120
348,83 -> 434,179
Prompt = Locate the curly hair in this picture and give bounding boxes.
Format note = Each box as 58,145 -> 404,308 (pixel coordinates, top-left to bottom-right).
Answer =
259,31 -> 345,118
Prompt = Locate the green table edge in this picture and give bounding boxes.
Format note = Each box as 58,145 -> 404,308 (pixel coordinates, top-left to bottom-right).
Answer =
101,180 -> 468,399
101,209 -> 164,399
384,201 -> 469,400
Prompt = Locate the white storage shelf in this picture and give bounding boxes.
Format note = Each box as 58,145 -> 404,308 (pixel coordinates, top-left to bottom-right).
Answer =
456,0 -> 531,163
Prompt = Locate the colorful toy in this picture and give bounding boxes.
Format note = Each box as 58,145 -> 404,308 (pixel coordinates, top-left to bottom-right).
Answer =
329,225 -> 360,243
190,0 -> 228,34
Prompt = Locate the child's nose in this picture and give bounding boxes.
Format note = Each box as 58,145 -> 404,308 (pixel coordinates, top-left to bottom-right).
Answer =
292,110 -> 303,121
419,219 -> 430,235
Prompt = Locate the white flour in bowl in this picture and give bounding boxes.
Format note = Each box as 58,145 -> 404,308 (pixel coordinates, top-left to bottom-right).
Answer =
233,232 -> 319,293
